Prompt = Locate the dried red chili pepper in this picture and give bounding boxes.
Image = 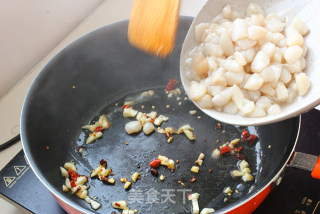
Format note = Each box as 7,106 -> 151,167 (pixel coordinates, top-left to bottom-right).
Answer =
100,176 -> 109,182
166,79 -> 179,91
220,146 -> 231,154
247,134 -> 258,145
100,159 -> 108,167
122,105 -> 131,111
67,170 -> 80,181
150,168 -> 158,176
95,126 -> 103,132
234,147 -> 243,153
232,146 -> 246,160
215,123 -> 222,129
232,153 -> 247,160
165,132 -> 171,139
70,180 -> 76,187
150,159 -> 161,168
189,176 -> 196,183
115,202 -> 121,207
242,130 -> 250,141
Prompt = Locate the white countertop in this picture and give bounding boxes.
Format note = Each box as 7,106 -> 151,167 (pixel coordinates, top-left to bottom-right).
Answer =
0,0 -> 206,213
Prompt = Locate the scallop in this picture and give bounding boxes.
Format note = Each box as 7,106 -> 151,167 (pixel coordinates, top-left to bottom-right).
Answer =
284,46 -> 303,64
234,51 -> 247,66
204,43 -> 224,57
195,23 -> 210,42
212,87 -> 233,107
287,81 -> 298,103
143,122 -> 155,135
192,51 -> 209,77
260,83 -> 275,96
224,59 -> 244,73
232,19 -> 248,42
239,98 -> 255,115
248,107 -> 267,118
250,14 -> 265,26
256,96 -> 272,110
236,39 -> 256,50
223,101 -> 238,114
188,81 -> 207,101
261,42 -> 276,58
295,73 -> 311,96
279,68 -> 292,84
225,70 -> 245,85
206,68 -> 227,86
284,61 -> 302,73
244,73 -> 264,90
257,31 -> 274,46
207,57 -> 218,72
251,51 -> 270,73
232,11 -> 246,20
197,94 -> 215,108
275,82 -> 289,102
219,32 -> 234,56
248,26 -> 267,40
261,66 -> 276,82
125,121 -> 142,134
265,14 -> 285,33
271,52 -> 282,63
248,90 -> 261,101
207,85 -> 225,96
232,85 -> 245,108
222,4 -> 233,20
272,33 -> 285,43
241,47 -> 256,63
267,104 -> 281,115
247,3 -> 265,16
286,27 -> 304,47
291,16 -> 308,36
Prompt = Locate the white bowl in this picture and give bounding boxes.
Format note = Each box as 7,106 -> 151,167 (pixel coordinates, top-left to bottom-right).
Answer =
180,0 -> 320,126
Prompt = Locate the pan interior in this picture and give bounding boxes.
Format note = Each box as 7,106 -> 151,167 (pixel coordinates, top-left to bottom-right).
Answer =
70,86 -> 259,213
21,18 -> 299,214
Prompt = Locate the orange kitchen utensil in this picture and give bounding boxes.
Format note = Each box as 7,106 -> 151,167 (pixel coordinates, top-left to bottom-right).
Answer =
128,0 -> 181,58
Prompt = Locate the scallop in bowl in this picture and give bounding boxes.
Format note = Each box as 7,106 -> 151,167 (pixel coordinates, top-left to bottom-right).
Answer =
180,0 -> 320,126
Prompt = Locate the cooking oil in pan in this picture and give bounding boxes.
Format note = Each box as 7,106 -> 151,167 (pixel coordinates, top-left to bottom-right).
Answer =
69,86 -> 260,213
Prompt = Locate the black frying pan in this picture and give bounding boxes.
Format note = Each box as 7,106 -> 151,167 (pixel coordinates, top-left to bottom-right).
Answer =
21,17 -> 299,213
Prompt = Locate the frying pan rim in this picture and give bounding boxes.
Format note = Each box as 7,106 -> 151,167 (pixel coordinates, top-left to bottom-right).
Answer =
20,17 -> 301,213
216,115 -> 301,213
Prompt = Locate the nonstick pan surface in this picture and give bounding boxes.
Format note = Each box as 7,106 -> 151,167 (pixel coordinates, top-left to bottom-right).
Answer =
21,17 -> 300,213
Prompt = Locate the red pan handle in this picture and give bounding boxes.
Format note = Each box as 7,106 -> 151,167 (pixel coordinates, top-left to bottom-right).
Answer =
311,155 -> 320,179
288,152 -> 320,179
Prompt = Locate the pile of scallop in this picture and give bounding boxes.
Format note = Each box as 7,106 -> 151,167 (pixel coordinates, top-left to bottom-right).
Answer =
186,3 -> 310,117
